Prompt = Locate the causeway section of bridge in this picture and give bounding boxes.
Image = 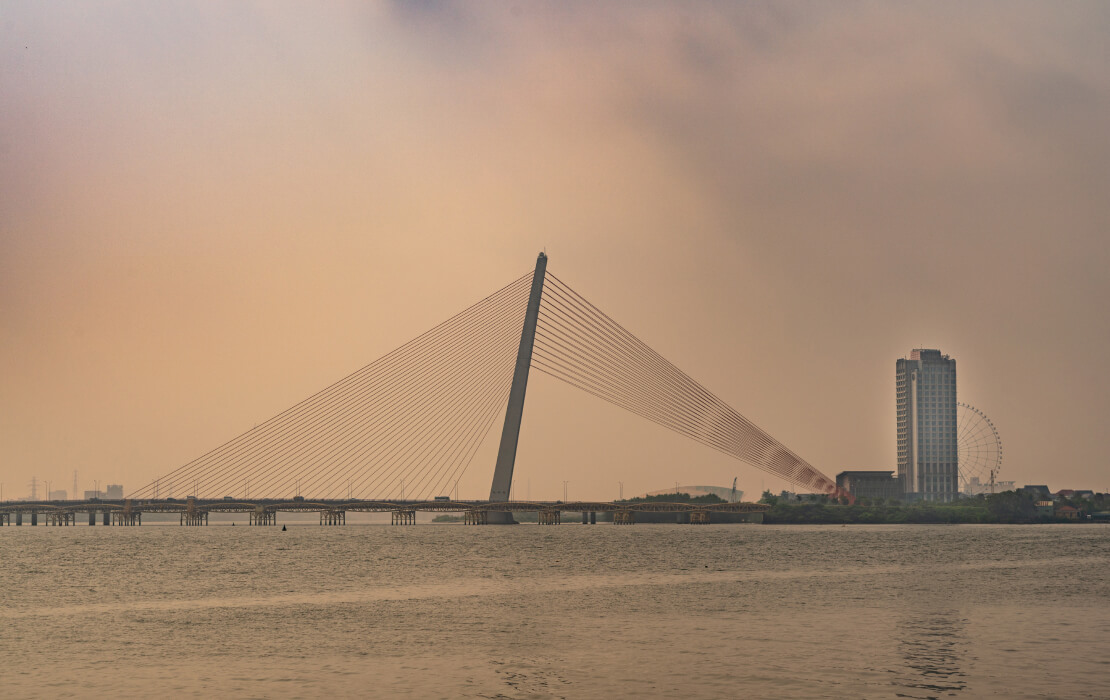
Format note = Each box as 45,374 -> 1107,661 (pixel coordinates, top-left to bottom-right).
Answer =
0,498 -> 768,526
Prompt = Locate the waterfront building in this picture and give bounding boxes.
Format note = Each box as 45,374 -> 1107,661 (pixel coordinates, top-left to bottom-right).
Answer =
896,349 -> 958,502
835,470 -> 902,501
1054,489 -> 1095,500
1020,485 -> 1051,499
1057,505 -> 1080,520
105,484 -> 124,499
777,491 -> 827,503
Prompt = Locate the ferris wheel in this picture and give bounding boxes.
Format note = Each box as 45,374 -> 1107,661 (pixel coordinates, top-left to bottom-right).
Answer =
957,402 -> 1003,490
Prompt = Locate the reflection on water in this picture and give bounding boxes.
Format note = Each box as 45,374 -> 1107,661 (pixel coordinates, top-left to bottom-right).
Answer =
0,524 -> 1105,699
895,612 -> 968,698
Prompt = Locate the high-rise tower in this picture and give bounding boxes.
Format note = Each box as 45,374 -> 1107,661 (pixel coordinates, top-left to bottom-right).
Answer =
896,349 -> 957,502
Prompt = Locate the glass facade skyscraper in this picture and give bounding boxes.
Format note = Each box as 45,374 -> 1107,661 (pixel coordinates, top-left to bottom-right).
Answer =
896,349 -> 957,502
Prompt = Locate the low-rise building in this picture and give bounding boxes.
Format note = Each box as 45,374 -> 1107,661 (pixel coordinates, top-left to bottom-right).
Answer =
1035,500 -> 1055,517
1021,485 -> 1051,499
777,491 -> 828,503
1056,505 -> 1081,520
1055,489 -> 1095,501
835,470 -> 902,501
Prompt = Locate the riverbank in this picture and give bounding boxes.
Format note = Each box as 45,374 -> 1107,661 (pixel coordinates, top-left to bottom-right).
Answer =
762,502 -> 1099,524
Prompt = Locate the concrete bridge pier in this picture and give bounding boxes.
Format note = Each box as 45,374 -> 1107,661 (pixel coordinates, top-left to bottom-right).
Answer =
46,512 -> 75,526
320,510 -> 345,526
582,511 -> 588,524
181,512 -> 208,526
103,511 -> 110,526
463,509 -> 487,525
391,509 -> 415,525
249,509 -> 276,525
112,511 -> 141,525
590,511 -> 596,524
613,510 -> 634,525
17,512 -> 23,526
89,511 -> 96,526
31,512 -> 38,526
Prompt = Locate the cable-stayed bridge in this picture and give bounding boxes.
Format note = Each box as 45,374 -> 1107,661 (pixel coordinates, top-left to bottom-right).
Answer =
1,253 -> 844,526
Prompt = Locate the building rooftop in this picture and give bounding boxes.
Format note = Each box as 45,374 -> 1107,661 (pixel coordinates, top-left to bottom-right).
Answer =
909,349 -> 950,361
836,470 -> 895,477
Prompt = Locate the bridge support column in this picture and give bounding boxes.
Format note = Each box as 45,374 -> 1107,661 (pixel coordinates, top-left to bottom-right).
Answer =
538,509 -> 560,525
17,512 -> 23,526
249,509 -> 275,526
112,511 -> 141,526
582,511 -> 588,524
590,511 -> 596,524
89,511 -> 96,526
613,510 -> 634,525
103,511 -> 110,526
391,509 -> 415,525
487,252 -> 548,524
320,510 -> 345,526
181,512 -> 208,526
464,509 -> 487,525
47,512 -> 75,526
690,510 -> 710,525
31,512 -> 37,526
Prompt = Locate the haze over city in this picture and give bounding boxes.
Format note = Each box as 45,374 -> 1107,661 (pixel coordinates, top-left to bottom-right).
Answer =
2,2 -> 1108,501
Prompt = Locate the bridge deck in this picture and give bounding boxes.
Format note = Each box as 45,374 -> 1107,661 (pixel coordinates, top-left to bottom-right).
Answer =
0,498 -> 769,515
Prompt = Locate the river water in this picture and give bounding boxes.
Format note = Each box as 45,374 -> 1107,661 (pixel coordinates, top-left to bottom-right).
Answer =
1,523 -> 1106,699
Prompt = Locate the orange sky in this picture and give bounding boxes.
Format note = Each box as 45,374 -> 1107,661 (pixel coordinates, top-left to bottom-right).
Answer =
2,2 -> 1108,500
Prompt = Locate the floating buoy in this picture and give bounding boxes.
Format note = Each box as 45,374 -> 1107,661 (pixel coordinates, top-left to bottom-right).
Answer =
282,525 -> 287,531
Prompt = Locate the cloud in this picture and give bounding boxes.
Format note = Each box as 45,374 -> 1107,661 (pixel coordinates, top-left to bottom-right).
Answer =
1,1 -> 1107,497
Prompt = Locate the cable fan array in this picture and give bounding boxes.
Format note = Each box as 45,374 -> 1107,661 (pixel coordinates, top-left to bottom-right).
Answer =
131,265 -> 839,502
128,272 -> 533,501
532,273 -> 837,495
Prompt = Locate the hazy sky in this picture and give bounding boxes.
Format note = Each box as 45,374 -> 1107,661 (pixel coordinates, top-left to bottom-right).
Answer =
2,2 -> 1108,501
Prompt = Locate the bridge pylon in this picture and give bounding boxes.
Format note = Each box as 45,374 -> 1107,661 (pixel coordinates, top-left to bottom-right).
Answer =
486,252 -> 547,523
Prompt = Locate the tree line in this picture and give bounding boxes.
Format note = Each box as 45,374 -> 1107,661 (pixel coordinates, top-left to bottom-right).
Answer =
758,490 -> 1109,524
